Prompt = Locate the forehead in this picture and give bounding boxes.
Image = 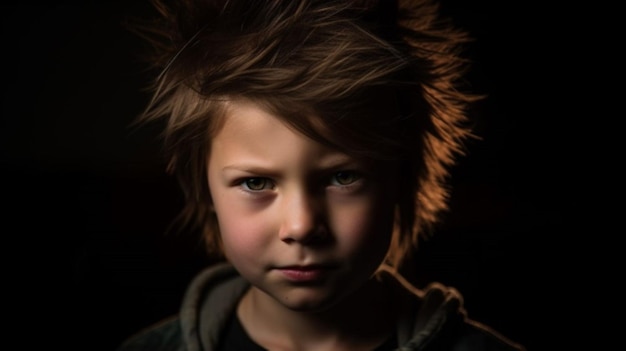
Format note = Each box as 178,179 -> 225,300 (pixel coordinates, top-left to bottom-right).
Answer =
210,99 -> 346,165
213,98 -> 329,147
208,93 -> 405,167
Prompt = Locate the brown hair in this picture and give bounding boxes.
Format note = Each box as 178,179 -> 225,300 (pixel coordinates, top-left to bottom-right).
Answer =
129,0 -> 480,269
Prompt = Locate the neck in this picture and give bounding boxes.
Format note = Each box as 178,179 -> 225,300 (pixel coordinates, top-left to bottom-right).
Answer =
237,276 -> 396,351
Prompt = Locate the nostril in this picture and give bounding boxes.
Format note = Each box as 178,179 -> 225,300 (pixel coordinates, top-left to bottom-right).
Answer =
280,224 -> 331,246
281,237 -> 296,244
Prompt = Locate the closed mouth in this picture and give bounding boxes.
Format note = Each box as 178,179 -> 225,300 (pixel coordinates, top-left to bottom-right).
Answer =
275,264 -> 336,282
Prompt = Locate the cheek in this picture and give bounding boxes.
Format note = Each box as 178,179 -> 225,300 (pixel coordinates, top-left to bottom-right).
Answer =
213,197 -> 273,262
208,168 -> 279,267
331,195 -> 395,253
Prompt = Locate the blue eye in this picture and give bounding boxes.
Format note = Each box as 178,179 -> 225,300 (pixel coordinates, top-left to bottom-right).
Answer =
241,177 -> 273,191
331,171 -> 359,186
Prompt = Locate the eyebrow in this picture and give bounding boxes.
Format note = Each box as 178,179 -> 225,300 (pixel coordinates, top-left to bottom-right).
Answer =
221,155 -> 361,174
221,164 -> 279,176
318,155 -> 360,169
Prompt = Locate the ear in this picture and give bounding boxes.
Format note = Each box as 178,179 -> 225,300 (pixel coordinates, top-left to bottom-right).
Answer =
207,194 -> 215,212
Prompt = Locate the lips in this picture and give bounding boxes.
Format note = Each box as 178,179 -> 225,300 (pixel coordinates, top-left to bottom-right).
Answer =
276,265 -> 334,283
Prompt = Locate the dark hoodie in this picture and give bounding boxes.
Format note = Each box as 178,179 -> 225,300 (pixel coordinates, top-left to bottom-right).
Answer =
117,263 -> 525,351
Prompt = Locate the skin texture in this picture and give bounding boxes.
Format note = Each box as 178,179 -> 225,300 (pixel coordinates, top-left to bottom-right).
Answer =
206,99 -> 399,349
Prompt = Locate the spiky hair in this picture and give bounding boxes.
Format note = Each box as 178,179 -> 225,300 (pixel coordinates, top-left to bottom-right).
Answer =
129,0 -> 480,269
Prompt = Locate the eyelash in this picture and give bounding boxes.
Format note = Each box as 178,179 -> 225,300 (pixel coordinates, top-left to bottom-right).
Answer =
237,171 -> 363,193
329,171 -> 361,188
239,177 -> 275,192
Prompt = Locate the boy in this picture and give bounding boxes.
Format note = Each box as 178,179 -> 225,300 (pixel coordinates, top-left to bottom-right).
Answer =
118,0 -> 526,350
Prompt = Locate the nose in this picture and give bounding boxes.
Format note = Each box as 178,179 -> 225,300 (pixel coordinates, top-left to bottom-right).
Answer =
278,190 -> 326,245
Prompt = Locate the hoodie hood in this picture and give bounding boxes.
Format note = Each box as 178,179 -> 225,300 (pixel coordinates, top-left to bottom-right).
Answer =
178,262 -> 467,351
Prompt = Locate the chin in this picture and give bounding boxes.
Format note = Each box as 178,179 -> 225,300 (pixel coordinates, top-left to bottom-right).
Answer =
275,288 -> 340,313
283,301 -> 336,314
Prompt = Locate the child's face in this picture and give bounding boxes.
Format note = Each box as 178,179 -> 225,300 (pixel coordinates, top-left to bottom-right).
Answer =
207,100 -> 397,312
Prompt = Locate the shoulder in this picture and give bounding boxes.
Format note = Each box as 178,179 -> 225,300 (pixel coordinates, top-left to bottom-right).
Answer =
116,262 -> 247,351
440,318 -> 527,351
377,266 -> 525,351
419,282 -> 526,350
116,315 -> 184,351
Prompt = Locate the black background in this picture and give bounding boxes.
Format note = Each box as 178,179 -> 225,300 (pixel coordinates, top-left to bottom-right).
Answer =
3,1 -> 572,350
